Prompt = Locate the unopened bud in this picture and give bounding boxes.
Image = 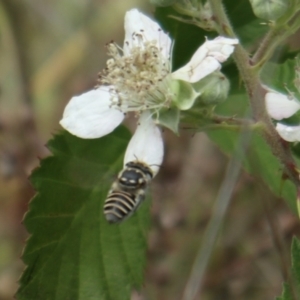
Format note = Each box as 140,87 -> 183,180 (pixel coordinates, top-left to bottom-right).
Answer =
198,2 -> 216,31
249,0 -> 290,21
192,72 -> 230,105
171,1 -> 217,31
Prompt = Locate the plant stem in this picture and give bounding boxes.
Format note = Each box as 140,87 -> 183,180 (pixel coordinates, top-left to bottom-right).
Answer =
209,0 -> 300,190
251,25 -> 283,68
182,126 -> 252,300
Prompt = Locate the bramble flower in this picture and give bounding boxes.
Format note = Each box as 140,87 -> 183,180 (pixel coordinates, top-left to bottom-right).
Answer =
265,89 -> 300,121
265,88 -> 300,142
60,8 -> 238,174
275,123 -> 300,142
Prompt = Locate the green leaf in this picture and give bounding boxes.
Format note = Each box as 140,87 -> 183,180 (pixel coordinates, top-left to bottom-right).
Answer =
261,57 -> 300,101
291,237 -> 300,293
16,128 -> 150,300
276,283 -> 293,300
208,90 -> 297,213
249,0 -> 290,21
223,0 -> 268,46
207,128 -> 297,212
277,237 -> 300,299
173,80 -> 200,110
195,55 -> 298,211
157,106 -> 180,134
150,0 -> 178,7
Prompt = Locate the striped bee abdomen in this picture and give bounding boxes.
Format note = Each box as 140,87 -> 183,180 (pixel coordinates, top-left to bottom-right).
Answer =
104,190 -> 144,224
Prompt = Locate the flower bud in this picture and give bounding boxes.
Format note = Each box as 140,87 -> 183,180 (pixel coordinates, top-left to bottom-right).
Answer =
192,72 -> 230,105
170,1 -> 217,31
249,0 -> 290,21
198,2 -> 216,31
150,0 -> 178,7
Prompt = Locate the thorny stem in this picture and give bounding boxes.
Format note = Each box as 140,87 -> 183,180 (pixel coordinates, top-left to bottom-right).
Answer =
251,26 -> 284,69
208,0 -> 300,298
209,0 -> 300,190
182,126 -> 252,300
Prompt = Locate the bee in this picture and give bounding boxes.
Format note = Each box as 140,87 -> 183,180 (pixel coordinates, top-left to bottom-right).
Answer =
103,161 -> 153,224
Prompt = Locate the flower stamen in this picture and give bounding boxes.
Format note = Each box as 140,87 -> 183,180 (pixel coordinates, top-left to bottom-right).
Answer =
97,36 -> 175,113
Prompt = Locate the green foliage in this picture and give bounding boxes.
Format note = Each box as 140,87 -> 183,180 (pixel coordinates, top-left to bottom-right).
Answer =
261,57 -> 300,102
277,237 -> 300,299
249,0 -> 290,21
276,283 -> 293,300
16,128 -> 150,300
154,0 -> 267,69
154,1 -> 297,213
207,127 -> 297,212
158,106 -> 180,134
210,87 -> 297,211
291,237 -> 300,294
150,0 -> 178,7
15,2 -> 300,299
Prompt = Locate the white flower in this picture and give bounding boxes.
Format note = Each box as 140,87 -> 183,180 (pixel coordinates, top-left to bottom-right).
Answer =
265,88 -> 300,142
171,36 -> 238,83
265,89 -> 300,121
124,112 -> 163,176
275,123 -> 300,142
60,9 -> 238,173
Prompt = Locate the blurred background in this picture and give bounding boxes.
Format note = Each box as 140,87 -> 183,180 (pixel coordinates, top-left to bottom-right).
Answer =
0,0 -> 299,299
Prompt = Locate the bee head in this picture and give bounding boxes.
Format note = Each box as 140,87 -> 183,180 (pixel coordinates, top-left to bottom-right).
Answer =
118,161 -> 153,190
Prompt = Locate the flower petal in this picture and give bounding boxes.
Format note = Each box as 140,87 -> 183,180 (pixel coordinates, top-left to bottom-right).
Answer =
265,91 -> 300,120
123,9 -> 172,59
276,123 -> 300,142
172,36 -> 238,83
60,87 -> 124,139
205,37 -> 238,62
124,112 -> 164,176
172,57 -> 220,83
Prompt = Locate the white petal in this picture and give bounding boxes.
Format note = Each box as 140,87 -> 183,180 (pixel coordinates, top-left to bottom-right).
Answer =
123,9 -> 172,59
205,37 -> 238,62
60,87 -> 124,139
172,57 -> 220,83
124,112 -> 164,176
265,91 -> 300,120
276,123 -> 300,142
172,36 -> 238,83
